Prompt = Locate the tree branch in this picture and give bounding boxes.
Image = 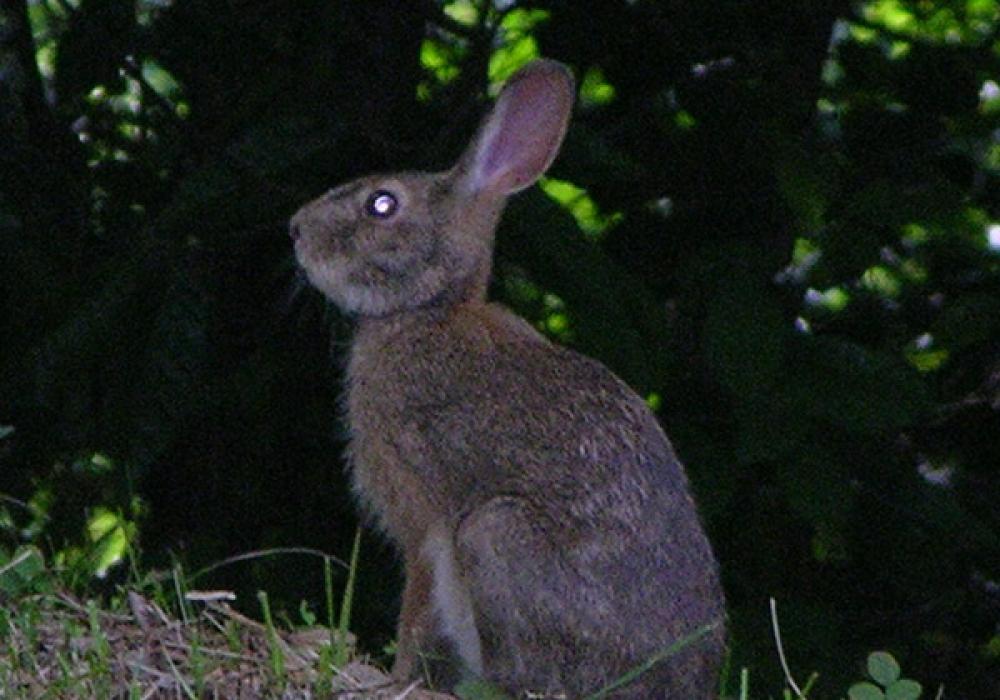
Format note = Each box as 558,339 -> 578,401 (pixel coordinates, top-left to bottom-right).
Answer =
0,0 -> 55,146
0,0 -> 88,263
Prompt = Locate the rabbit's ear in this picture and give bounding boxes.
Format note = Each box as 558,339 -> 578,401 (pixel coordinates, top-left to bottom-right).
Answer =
457,60 -> 574,196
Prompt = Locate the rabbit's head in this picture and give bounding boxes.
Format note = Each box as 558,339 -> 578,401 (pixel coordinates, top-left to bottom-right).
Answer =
289,60 -> 574,316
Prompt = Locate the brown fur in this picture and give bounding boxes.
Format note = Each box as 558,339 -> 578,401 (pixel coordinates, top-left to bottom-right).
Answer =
290,60 -> 726,698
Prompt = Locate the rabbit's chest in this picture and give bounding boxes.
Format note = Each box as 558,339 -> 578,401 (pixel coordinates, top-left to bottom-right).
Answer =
345,375 -> 449,544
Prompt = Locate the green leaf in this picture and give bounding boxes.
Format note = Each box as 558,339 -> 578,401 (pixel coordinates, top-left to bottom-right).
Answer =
298,600 -> 316,626
849,681 -> 886,700
489,35 -> 540,84
867,651 -> 901,686
454,678 -> 515,700
885,679 -> 923,700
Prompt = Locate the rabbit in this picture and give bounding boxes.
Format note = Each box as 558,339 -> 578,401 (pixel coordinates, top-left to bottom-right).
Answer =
289,59 -> 726,699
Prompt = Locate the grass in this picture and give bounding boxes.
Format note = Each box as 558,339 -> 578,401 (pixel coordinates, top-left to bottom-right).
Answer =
0,542 -> 936,700
582,620 -> 723,700
0,541 -> 455,699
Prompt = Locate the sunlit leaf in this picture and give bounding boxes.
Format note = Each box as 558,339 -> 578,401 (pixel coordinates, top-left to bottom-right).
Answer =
421,38 -> 462,84
86,507 -> 134,577
489,9 -> 550,84
860,265 -> 901,298
579,66 -> 616,107
674,110 -> 696,129
443,0 -> 478,26
540,178 -> 622,238
141,59 -> 183,101
905,346 -> 949,373
489,35 -> 540,84
863,0 -> 916,34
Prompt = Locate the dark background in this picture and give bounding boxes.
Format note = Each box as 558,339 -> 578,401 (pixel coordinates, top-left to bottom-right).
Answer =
2,0 -> 999,696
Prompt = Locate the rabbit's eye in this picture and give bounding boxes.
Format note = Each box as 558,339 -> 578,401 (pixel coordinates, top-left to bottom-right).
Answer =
364,190 -> 399,219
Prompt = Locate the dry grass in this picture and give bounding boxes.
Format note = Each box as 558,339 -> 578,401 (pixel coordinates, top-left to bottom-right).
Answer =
0,587 -> 455,699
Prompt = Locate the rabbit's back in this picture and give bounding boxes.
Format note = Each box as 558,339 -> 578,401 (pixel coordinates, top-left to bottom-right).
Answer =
347,301 -> 725,697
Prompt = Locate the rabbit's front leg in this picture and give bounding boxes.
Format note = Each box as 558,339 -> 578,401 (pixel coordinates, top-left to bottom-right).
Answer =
392,550 -> 435,682
394,523 -> 484,685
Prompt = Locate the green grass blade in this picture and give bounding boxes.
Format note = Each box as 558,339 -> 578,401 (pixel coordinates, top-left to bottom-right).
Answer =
583,620 -> 722,700
334,527 -> 362,669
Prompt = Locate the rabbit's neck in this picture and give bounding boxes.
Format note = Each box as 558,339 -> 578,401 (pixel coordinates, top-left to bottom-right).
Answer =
349,301 -> 542,387
353,302 -> 477,351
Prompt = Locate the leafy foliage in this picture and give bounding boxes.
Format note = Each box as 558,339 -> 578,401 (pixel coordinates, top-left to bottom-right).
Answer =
1,0 -> 998,696
847,651 -> 923,700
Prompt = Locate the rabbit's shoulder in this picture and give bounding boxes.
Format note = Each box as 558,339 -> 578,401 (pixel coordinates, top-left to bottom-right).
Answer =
429,304 -> 675,463
350,300 -> 659,446
370,302 -> 650,424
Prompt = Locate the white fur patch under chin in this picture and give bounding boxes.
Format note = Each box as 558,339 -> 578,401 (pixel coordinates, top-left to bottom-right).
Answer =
341,285 -> 388,316
423,522 -> 484,676
307,260 -> 385,316
307,255 -> 453,316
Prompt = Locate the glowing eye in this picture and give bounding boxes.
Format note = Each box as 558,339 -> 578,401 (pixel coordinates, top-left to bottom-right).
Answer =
364,190 -> 399,219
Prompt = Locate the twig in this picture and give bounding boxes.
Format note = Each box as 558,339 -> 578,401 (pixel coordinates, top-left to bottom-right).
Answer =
391,679 -> 423,699
0,493 -> 34,515
770,597 -> 805,699
161,639 -> 199,700
55,591 -> 133,623
0,546 -> 34,577
184,546 -> 348,583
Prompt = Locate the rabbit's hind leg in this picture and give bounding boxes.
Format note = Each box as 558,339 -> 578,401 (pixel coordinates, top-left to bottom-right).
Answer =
454,496 -> 582,699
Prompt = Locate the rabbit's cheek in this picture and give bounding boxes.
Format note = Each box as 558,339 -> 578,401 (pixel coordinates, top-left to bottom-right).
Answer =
366,240 -> 431,275
367,252 -> 417,276
359,225 -> 436,273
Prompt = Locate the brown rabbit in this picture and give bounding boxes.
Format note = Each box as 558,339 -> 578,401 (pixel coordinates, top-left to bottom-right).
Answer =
289,60 -> 726,699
